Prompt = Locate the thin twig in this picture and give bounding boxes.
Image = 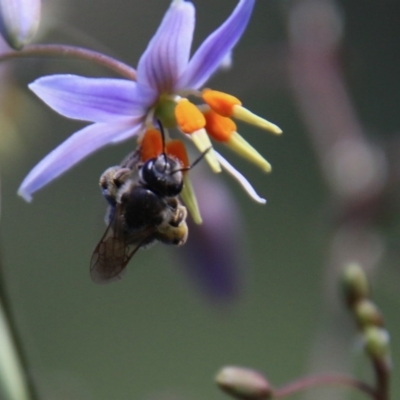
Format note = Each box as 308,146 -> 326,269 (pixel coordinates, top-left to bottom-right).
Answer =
273,374 -> 376,399
0,44 -> 137,80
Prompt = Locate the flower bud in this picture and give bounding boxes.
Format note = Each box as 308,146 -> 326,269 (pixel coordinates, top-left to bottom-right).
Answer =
354,299 -> 384,329
364,327 -> 390,362
342,263 -> 369,306
0,0 -> 41,49
216,366 -> 272,400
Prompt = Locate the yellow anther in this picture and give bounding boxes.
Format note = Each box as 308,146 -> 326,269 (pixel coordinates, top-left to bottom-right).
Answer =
232,106 -> 282,135
226,132 -> 272,173
180,174 -> 202,224
202,89 -> 241,117
204,110 -> 236,142
203,110 -> 271,172
175,99 -> 206,134
190,129 -> 221,173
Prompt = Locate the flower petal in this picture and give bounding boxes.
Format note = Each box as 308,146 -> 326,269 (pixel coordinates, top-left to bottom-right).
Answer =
29,75 -> 150,123
216,152 -> 266,204
18,120 -> 141,201
0,0 -> 40,49
137,0 -> 195,93
177,0 -> 255,90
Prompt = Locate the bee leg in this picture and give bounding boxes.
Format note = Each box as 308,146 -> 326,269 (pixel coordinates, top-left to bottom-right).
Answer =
155,202 -> 188,246
100,166 -> 132,206
167,203 -> 188,228
156,221 -> 188,246
113,168 -> 132,186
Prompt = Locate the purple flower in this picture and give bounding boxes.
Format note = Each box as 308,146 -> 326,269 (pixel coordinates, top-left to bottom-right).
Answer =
179,169 -> 245,302
0,0 -> 41,49
19,0 -> 281,204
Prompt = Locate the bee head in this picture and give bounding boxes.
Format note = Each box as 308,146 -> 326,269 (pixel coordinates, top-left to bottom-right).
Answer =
141,154 -> 184,197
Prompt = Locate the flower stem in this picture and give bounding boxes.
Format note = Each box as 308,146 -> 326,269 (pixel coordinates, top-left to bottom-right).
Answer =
0,44 -> 137,80
0,250 -> 39,400
373,359 -> 390,400
273,374 -> 376,399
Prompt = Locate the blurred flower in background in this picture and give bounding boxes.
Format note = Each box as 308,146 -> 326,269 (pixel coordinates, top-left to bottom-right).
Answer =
0,0 -> 41,49
179,168 -> 245,301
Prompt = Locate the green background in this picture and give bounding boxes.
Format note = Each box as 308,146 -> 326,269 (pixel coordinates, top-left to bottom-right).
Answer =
1,0 -> 399,399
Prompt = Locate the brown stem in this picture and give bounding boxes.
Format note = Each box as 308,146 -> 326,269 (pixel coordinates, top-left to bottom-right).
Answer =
373,358 -> 390,400
0,44 -> 137,80
273,374 -> 376,399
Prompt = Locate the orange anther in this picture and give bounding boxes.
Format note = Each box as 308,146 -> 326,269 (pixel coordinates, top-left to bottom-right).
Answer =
202,89 -> 241,117
204,110 -> 237,142
166,140 -> 189,169
140,129 -> 163,161
174,99 -> 206,134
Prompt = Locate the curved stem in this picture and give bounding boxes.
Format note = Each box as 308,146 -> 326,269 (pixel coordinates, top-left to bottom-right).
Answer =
0,44 -> 137,80
273,374 -> 376,399
0,176 -> 38,400
373,359 -> 390,400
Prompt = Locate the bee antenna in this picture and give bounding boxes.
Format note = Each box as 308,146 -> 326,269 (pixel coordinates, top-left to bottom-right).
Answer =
171,147 -> 212,174
157,119 -> 168,170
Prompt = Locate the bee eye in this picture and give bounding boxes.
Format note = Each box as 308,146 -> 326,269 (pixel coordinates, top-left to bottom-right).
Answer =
141,155 -> 183,196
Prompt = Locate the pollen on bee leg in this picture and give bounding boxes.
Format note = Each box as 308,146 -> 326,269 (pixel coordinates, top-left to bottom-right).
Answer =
180,174 -> 203,224
175,99 -> 206,134
190,129 -> 221,173
140,129 -> 163,161
232,106 -> 282,135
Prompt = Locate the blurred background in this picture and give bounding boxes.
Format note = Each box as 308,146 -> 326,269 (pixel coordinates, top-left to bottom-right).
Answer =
0,0 -> 400,399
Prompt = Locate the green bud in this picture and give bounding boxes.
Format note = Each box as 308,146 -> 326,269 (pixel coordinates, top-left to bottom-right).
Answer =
354,299 -> 383,329
216,366 -> 272,400
342,263 -> 369,306
364,327 -> 390,361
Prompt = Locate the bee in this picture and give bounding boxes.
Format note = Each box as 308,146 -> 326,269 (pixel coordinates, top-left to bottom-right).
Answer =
90,138 -> 190,284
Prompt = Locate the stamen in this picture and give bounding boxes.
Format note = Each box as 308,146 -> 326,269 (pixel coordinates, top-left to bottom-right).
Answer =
204,110 -> 236,141
190,129 -> 221,173
227,132 -> 272,173
204,111 -> 271,172
140,129 -> 163,161
202,89 -> 241,117
180,175 -> 203,224
202,89 -> 282,135
165,140 -> 189,168
175,99 -> 206,134
232,106 -> 282,135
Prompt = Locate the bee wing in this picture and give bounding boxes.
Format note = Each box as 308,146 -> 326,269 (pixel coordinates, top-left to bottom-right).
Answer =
90,206 -> 152,284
